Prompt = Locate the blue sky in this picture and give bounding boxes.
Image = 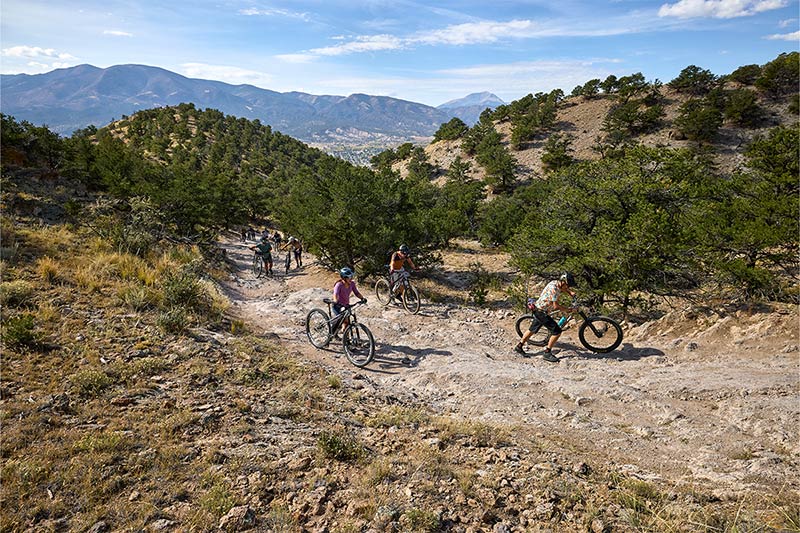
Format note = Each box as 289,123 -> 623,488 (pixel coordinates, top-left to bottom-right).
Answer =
1,0 -> 798,106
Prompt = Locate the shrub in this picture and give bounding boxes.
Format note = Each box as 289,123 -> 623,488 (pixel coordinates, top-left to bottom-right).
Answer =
0,280 -> 35,307
674,99 -> 722,143
317,430 -> 364,462
727,64 -> 762,85
433,117 -> 468,142
118,284 -> 155,311
2,313 -> 39,347
71,369 -> 114,397
541,133 -> 575,171
161,268 -> 206,310
724,89 -> 764,127
157,306 -> 189,333
669,65 -> 718,95
755,51 -> 799,96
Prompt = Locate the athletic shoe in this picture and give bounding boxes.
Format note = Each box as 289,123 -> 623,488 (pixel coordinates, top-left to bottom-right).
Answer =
514,344 -> 529,357
542,351 -> 559,363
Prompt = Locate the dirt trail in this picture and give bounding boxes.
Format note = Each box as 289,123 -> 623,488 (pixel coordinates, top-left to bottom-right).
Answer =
221,238 -> 799,497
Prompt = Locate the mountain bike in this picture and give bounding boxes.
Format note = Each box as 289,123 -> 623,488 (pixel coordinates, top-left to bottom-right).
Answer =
374,269 -> 420,314
305,299 -> 375,367
515,300 -> 623,353
252,252 -> 265,278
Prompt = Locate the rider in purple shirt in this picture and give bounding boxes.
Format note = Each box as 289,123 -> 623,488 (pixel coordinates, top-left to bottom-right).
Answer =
332,267 -> 366,331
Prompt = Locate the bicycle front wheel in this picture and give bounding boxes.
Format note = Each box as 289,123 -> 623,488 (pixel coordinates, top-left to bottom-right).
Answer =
343,323 -> 375,367
402,284 -> 420,314
375,278 -> 393,306
306,309 -> 332,348
578,316 -> 623,353
514,314 -> 550,346
252,256 -> 263,278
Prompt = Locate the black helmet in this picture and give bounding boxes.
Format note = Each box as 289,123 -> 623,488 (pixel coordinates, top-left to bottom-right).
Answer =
339,267 -> 354,279
399,244 -> 409,254
560,272 -> 576,287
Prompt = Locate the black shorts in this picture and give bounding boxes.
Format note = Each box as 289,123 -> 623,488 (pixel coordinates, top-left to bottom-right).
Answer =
529,309 -> 562,335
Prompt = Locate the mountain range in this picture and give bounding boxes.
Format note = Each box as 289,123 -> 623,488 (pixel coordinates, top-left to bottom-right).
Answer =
0,64 -> 503,144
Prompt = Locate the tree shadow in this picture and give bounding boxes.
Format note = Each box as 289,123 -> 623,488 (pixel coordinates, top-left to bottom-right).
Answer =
555,341 -> 665,361
368,342 -> 453,373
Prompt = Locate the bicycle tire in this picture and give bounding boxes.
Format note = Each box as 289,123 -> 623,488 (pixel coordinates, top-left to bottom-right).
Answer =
402,284 -> 420,314
374,278 -> 393,306
514,314 -> 550,346
343,323 -> 375,367
306,309 -> 332,348
578,316 -> 623,353
252,255 -> 263,278
285,253 -> 291,275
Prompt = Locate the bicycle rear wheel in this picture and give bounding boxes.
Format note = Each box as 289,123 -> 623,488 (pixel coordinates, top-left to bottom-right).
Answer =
402,284 -> 420,314
285,253 -> 291,274
514,314 -> 550,346
375,278 -> 393,306
306,309 -> 332,348
343,323 -> 375,367
578,316 -> 623,353
252,255 -> 263,278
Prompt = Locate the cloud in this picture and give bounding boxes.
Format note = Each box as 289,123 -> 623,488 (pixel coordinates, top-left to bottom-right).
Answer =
778,17 -> 798,27
658,0 -> 788,19
274,53 -> 317,64
765,30 -> 800,40
309,35 -> 405,56
2,45 -> 76,60
180,63 -> 272,86
103,30 -> 133,37
413,19 -> 539,45
239,7 -> 310,21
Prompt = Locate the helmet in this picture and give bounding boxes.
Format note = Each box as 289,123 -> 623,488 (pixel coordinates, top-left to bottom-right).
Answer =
399,244 -> 409,254
560,272 -> 576,287
339,267 -> 354,279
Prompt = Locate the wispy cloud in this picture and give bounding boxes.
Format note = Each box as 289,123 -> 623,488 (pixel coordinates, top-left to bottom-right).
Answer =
239,7 -> 310,21
103,30 -> 133,37
778,17 -> 797,27
278,17 -> 640,63
180,62 -> 272,86
2,45 -> 76,60
309,35 -> 405,56
765,30 -> 800,40
658,0 -> 788,19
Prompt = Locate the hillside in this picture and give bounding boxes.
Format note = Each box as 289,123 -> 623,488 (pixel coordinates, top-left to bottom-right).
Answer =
401,84 -> 796,183
1,165 -> 798,532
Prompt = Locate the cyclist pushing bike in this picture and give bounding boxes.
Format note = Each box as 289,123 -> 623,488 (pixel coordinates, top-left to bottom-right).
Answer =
514,272 -> 577,363
250,237 -> 274,276
389,244 -> 419,295
333,267 -> 366,332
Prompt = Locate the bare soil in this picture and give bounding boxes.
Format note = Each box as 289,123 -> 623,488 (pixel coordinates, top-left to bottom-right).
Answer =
221,237 -> 799,499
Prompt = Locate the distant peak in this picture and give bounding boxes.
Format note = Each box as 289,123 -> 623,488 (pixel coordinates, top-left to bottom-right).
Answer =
437,92 -> 505,109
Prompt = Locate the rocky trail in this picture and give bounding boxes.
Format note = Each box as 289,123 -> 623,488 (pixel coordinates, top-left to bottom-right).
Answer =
220,237 -> 799,499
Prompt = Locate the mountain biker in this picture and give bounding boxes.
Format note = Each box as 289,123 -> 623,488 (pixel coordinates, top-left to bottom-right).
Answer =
389,244 -> 419,294
273,231 -> 282,249
250,237 -> 274,276
333,267 -> 366,332
287,236 -> 303,268
514,272 -> 577,363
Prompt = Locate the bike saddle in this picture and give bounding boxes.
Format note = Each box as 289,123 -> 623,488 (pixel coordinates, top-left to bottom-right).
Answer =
323,298 -> 333,304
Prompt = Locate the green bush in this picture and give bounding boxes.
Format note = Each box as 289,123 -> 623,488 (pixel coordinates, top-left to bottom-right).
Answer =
161,268 -> 206,311
317,430 -> 364,462
669,65 -> 718,95
2,313 -> 39,347
724,89 -> 763,127
542,133 -> 576,171
674,99 -> 722,143
157,306 -> 189,334
727,64 -> 762,85
433,117 -> 468,142
71,368 -> 114,397
0,280 -> 35,307
755,52 -> 799,96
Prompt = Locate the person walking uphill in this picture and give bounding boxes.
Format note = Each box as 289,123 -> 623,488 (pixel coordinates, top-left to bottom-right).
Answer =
514,272 -> 577,363
332,267 -> 366,333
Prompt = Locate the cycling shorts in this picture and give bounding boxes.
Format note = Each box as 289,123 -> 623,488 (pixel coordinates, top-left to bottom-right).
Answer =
529,309 -> 562,335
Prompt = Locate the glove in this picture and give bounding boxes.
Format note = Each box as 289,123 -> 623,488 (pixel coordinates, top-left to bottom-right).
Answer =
360,298 -> 367,304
